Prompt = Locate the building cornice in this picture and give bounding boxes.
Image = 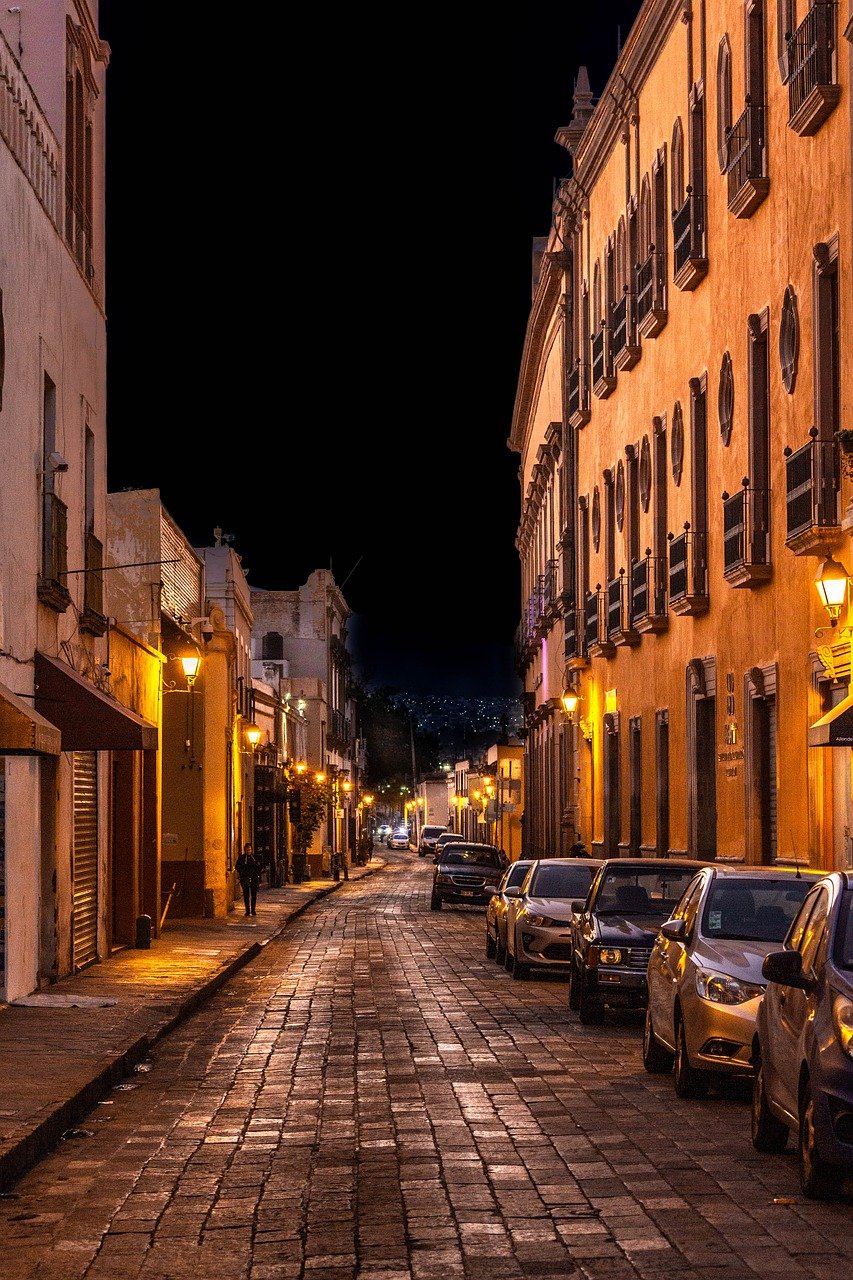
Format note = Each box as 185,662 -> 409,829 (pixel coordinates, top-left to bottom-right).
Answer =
507,236 -> 566,456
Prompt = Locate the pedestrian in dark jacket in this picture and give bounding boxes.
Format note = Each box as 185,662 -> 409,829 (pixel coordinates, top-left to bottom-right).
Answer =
236,842 -> 261,915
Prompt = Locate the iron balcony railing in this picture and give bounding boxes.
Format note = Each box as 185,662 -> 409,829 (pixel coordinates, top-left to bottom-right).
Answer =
668,526 -> 708,604
591,328 -> 606,386
636,252 -> 655,323
42,491 -> 68,587
722,484 -> 770,573
672,188 -> 704,275
611,295 -> 629,358
631,552 -> 667,622
606,571 -> 632,638
584,590 -> 601,649
785,431 -> 838,540
726,101 -> 765,202
568,362 -> 590,418
788,1 -> 836,120
564,603 -> 588,660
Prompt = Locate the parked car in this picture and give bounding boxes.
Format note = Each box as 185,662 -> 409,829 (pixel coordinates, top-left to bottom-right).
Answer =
432,831 -> 467,861
644,865 -> 822,1098
430,842 -> 506,910
387,828 -> 410,850
503,857 -> 603,979
418,824 -> 448,858
751,871 -> 853,1198
569,858 -> 703,1025
485,859 -> 534,963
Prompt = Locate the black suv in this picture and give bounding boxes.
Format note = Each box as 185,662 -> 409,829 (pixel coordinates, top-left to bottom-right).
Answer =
431,842 -> 507,910
569,858 -> 704,1025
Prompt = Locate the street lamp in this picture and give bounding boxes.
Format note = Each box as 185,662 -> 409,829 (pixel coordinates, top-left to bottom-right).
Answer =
815,555 -> 851,626
245,723 -> 262,750
180,652 -> 201,687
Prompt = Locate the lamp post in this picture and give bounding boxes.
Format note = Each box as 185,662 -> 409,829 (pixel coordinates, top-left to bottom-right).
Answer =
815,555 -> 853,680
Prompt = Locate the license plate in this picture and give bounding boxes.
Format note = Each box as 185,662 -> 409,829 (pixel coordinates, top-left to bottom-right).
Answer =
460,890 -> 474,897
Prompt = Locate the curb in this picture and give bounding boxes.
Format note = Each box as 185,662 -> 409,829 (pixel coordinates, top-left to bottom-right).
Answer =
0,858 -> 386,1194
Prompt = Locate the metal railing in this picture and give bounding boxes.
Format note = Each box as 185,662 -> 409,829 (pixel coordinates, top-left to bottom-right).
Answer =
668,527 -> 708,603
726,101 -> 765,202
788,1 -> 836,119
722,484 -> 769,572
631,553 -> 667,622
672,188 -> 704,274
584,590 -> 601,649
785,432 -> 838,539
606,571 -> 632,637
611,296 -> 628,357
591,328 -> 607,386
636,251 -> 655,324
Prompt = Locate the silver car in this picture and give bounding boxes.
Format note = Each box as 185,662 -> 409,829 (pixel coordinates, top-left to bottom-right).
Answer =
504,858 -> 603,980
485,860 -> 534,964
644,864 -> 822,1097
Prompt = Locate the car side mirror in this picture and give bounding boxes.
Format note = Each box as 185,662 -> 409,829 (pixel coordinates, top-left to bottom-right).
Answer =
762,949 -> 814,989
504,885 -> 521,898
659,917 -> 687,942
570,899 -> 586,913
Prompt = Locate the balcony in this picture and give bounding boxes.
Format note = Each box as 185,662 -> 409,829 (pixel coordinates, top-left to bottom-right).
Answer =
564,604 -> 589,670
722,483 -> 772,587
606,570 -> 640,647
611,293 -> 640,371
79,531 -> 108,636
672,188 -> 708,291
668,525 -> 708,616
636,248 -> 667,338
787,1 -> 840,136
568,361 -> 591,427
37,492 -> 72,613
586,587 -> 616,658
631,552 -> 668,634
591,327 -> 616,399
784,429 -> 840,554
726,101 -> 768,218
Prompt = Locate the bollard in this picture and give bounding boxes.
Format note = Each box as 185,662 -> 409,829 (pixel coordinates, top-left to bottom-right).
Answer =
135,914 -> 152,949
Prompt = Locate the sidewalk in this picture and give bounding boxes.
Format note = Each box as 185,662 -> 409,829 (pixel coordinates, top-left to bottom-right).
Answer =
0,856 -> 385,1193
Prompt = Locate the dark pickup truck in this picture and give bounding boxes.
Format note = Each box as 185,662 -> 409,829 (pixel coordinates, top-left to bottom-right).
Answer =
569,858 -> 705,1025
430,842 -> 507,910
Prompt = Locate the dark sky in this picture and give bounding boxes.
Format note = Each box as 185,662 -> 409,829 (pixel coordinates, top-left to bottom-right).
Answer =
98,3 -> 643,697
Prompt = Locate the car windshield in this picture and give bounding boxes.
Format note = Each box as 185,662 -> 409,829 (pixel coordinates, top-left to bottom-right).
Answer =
528,863 -> 595,898
701,876 -> 817,942
596,868 -> 697,917
423,827 -> 445,838
443,848 -> 501,868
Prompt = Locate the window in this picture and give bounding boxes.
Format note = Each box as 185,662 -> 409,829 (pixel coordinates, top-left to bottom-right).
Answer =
65,36 -> 95,281
655,709 -> 670,857
776,0 -> 796,81
779,285 -> 799,392
629,716 -> 642,855
813,239 -> 839,445
719,350 -> 734,445
261,632 -> 284,661
717,35 -> 733,171
671,118 -> 685,208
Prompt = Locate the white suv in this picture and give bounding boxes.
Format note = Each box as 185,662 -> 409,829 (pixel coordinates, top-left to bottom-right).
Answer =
418,825 -> 447,858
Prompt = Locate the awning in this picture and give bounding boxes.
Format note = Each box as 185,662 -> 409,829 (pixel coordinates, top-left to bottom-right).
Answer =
34,653 -> 158,751
808,691 -> 853,747
0,679 -> 61,755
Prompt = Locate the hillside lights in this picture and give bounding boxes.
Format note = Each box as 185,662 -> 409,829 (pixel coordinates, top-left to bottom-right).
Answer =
815,555 -> 851,625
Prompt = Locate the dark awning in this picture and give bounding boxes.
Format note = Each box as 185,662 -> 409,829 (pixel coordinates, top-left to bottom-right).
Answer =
808,691 -> 853,747
34,653 -> 158,751
0,679 -> 61,755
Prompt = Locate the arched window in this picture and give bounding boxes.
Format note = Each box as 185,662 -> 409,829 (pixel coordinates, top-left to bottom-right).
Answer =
671,118 -> 685,209
639,176 -> 652,257
261,632 -> 284,661
593,261 -> 602,327
717,35 -> 732,171
616,217 -> 627,292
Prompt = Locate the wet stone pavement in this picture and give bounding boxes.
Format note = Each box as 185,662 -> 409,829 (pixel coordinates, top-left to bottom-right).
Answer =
0,849 -> 850,1280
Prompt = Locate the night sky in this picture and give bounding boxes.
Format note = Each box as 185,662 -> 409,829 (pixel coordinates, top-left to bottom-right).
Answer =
98,3 -> 644,697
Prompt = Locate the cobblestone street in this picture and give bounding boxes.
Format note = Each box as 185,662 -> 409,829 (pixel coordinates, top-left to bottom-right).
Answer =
0,852 -> 850,1280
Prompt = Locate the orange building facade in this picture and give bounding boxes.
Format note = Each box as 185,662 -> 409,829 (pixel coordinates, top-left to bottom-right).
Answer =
511,0 -> 853,869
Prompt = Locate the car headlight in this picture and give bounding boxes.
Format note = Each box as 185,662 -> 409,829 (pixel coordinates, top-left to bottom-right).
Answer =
832,996 -> 853,1057
598,947 -> 625,966
695,969 -> 764,1005
525,913 -> 554,927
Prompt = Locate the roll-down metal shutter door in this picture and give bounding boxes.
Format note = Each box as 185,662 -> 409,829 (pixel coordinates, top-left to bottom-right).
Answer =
73,751 -> 98,970
769,698 -> 778,861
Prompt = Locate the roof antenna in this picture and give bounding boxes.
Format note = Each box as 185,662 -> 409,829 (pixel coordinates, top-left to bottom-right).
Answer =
789,835 -> 802,877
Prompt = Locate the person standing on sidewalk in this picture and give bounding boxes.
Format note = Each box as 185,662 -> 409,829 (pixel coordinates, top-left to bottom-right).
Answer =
236,842 -> 261,915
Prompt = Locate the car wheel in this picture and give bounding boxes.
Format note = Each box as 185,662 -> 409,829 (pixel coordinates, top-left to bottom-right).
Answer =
577,971 -> 605,1025
673,1016 -> 708,1099
485,928 -> 496,960
750,1053 -> 788,1152
798,1078 -> 843,1199
567,959 -> 581,1011
642,1004 -> 674,1074
430,890 -> 442,911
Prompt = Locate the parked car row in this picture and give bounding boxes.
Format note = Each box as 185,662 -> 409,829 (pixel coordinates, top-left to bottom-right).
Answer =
471,853 -> 853,1200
